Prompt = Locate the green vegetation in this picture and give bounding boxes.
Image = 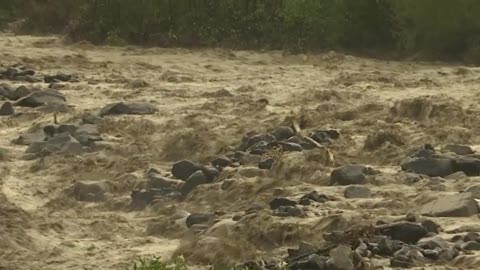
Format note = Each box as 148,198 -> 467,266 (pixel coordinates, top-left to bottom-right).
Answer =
2,0 -> 480,62
128,256 -> 187,270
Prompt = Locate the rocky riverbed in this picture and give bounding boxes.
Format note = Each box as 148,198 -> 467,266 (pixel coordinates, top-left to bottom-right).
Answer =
1,35 -> 480,270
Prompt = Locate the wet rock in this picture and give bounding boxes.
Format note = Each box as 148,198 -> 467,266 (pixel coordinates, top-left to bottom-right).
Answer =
0,83 -> 13,99
438,247 -> 459,261
201,165 -> 219,181
419,193 -> 480,217
211,156 -> 233,168
237,151 -> 262,165
464,184 -> 480,199
405,172 -> 423,184
443,144 -> 474,155
44,72 -> 76,83
99,102 -> 158,116
15,69 -> 35,77
10,85 -> 39,100
445,171 -> 468,180
72,181 -> 109,202
289,254 -> 326,270
421,249 -> 440,260
330,164 -> 375,185
421,219 -> 440,234
26,133 -> 83,156
239,133 -> 276,152
391,246 -> 426,268
272,206 -> 305,217
300,191 -> 328,203
185,213 -> 215,228
401,157 -> 455,177
126,79 -> 149,89
82,113 -> 103,125
463,232 -> 479,242
181,170 -> 207,196
417,236 -> 450,250
327,245 -> 354,270
462,241 -> 480,251
147,172 -> 183,190
453,156 -> 480,176
376,237 -> 405,256
259,158 -> 275,170
0,102 -> 14,116
73,124 -> 102,146
129,189 -> 160,209
269,197 -> 297,210
355,240 -> 370,258
344,185 -> 371,198
287,242 -> 317,260
310,129 -> 340,144
171,160 -> 203,181
298,198 -> 311,206
43,124 -> 59,138
377,222 -> 428,244
249,140 -> 270,155
16,90 -> 66,107
271,126 -> 295,141
221,179 -> 234,190
276,141 -> 303,152
12,132 -> 46,145
14,75 -> 42,83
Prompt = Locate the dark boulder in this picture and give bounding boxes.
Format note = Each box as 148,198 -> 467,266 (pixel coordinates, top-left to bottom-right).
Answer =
211,155 -> 233,168
331,164 -> 375,185
269,197 -> 297,210
443,144 -> 474,155
239,133 -> 276,151
276,141 -> 303,152
271,126 -> 295,141
16,90 -> 66,107
180,171 -> 208,196
259,158 -> 275,170
377,222 -> 428,244
147,172 -> 183,190
300,191 -> 328,203
185,213 -> 215,228
453,156 -> 480,176
401,157 -> 455,177
0,102 -> 14,116
26,133 -> 83,156
100,102 -> 158,116
171,160 -> 203,181
289,254 -> 326,270
44,72 -> 76,83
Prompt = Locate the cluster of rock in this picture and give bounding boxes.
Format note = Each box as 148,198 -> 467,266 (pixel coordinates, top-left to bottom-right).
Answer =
401,144 -> 480,177
128,126 -> 340,208
15,116 -> 103,159
233,213 -> 480,270
0,64 -> 79,84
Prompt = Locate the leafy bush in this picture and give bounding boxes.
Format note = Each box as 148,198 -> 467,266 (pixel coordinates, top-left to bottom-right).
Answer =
128,256 -> 187,270
5,0 -> 480,62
